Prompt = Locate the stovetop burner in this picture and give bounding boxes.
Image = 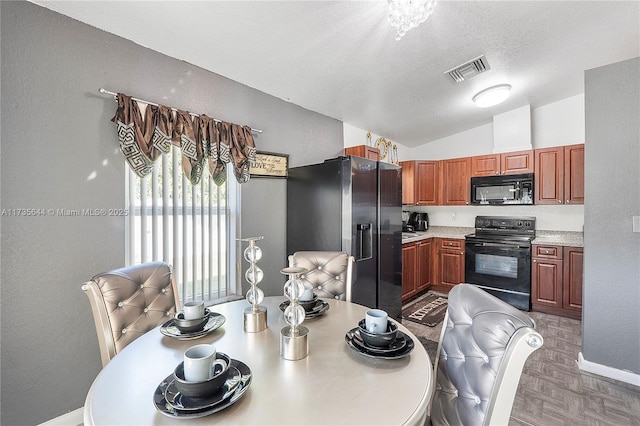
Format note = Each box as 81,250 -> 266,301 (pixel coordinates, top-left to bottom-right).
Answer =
465,216 -> 536,243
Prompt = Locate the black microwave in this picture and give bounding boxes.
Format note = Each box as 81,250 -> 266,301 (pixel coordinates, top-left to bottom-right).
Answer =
470,173 -> 534,205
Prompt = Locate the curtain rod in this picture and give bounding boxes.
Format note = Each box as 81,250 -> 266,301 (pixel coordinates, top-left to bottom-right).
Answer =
98,88 -> 263,134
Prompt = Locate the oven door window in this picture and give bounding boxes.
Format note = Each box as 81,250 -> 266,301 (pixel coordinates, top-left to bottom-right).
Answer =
475,253 -> 518,279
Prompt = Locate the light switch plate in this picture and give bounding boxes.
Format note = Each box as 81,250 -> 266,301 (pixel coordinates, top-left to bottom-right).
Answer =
633,216 -> 640,233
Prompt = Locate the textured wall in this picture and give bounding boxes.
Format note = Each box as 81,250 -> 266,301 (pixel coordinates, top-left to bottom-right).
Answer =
0,2 -> 342,424
583,57 -> 640,374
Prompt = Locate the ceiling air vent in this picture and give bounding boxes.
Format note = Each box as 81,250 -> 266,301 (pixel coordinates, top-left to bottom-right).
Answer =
445,55 -> 489,83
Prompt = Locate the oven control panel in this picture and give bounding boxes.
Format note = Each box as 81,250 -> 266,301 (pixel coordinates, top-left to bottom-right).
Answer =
474,216 -> 536,235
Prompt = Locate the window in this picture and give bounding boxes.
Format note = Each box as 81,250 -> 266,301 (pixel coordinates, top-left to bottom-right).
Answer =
125,146 -> 240,304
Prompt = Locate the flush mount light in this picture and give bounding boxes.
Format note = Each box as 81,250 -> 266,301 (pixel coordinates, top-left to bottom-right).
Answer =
472,84 -> 512,108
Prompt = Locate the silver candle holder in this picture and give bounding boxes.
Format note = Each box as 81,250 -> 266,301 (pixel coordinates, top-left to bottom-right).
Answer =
240,236 -> 267,332
280,266 -> 309,360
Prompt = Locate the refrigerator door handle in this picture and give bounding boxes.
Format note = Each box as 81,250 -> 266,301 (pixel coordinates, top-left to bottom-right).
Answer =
356,223 -> 373,261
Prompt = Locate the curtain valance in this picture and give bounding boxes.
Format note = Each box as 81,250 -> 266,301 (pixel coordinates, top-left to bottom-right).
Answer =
111,93 -> 256,185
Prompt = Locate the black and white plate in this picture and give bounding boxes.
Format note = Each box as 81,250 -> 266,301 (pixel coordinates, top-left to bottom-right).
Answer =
160,310 -> 226,340
279,299 -> 330,319
153,359 -> 252,419
163,366 -> 242,411
350,329 -> 408,354
345,328 -> 415,359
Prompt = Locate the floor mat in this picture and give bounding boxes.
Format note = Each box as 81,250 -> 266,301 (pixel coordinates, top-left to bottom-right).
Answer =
402,293 -> 448,327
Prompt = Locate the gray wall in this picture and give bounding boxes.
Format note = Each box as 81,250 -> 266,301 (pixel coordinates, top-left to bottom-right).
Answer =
0,2 -> 343,424
583,57 -> 640,373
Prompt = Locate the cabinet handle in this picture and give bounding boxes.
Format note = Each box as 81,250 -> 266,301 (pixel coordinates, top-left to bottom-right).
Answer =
566,200 -> 569,203
558,200 -> 562,203
533,259 -> 537,263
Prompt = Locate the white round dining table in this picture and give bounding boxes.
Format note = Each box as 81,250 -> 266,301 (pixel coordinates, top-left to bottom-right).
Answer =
83,296 -> 433,425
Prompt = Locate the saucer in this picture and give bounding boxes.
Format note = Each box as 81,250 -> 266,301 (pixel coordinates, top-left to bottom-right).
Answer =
154,359 -> 252,419
279,299 -> 330,319
351,329 -> 407,354
160,311 -> 226,340
345,328 -> 415,359
164,366 -> 242,411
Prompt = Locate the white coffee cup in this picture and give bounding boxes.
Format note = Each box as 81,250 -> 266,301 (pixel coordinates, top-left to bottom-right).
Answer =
299,284 -> 314,302
183,344 -> 228,382
365,309 -> 388,334
183,300 -> 205,320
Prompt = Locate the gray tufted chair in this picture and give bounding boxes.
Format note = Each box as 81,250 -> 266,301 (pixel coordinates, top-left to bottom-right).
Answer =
430,284 -> 543,426
82,262 -> 180,367
288,251 -> 354,301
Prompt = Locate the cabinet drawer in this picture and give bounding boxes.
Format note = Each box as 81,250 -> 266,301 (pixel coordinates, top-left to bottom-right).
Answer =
533,245 -> 563,259
439,238 -> 463,250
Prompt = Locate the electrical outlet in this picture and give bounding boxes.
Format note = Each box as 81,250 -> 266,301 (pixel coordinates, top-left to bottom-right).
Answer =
633,216 -> 640,233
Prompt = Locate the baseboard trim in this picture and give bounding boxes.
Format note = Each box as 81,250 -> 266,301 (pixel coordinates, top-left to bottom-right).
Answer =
39,407 -> 83,426
578,352 -> 640,387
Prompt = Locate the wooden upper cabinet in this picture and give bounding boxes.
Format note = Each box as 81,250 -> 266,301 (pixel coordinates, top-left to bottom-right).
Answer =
502,150 -> 534,175
416,161 -> 440,205
535,147 -> 564,204
442,157 -> 471,205
471,150 -> 533,177
535,144 -> 584,205
471,154 -> 500,176
400,160 -> 439,205
344,145 -> 380,161
564,144 -> 584,204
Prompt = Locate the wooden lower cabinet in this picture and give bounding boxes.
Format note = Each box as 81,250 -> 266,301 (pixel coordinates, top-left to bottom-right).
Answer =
402,243 -> 418,300
531,245 -> 583,319
433,238 -> 465,293
402,238 -> 434,301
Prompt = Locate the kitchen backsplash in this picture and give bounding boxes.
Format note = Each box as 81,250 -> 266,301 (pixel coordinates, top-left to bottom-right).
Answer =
405,204 -> 584,232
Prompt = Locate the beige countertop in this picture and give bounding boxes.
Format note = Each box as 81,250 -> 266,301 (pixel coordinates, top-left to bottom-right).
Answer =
402,226 -> 473,244
402,227 -> 583,247
532,230 -> 583,247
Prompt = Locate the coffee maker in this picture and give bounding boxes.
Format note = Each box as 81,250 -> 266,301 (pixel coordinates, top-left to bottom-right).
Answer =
408,212 -> 429,231
402,211 -> 414,232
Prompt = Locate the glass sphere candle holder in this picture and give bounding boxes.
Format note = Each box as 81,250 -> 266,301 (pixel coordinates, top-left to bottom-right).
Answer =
279,266 -> 309,360
240,236 -> 267,332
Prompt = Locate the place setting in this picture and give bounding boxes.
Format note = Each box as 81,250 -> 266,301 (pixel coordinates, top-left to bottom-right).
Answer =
160,300 -> 226,340
345,309 -> 414,359
279,283 -> 330,319
153,343 -> 252,418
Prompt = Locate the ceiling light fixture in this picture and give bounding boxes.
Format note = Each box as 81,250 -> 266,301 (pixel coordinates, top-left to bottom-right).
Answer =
472,84 -> 512,108
388,0 -> 437,40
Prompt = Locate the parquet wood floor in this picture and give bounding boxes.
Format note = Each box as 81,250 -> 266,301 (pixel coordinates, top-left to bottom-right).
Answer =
402,293 -> 640,425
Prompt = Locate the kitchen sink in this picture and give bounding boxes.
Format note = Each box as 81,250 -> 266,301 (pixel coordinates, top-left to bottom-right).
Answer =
402,233 -> 416,239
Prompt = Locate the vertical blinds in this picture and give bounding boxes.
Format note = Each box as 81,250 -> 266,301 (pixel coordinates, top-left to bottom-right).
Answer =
126,146 -> 234,303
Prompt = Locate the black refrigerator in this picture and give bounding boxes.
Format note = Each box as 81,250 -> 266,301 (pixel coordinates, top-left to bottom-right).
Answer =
286,156 -> 403,320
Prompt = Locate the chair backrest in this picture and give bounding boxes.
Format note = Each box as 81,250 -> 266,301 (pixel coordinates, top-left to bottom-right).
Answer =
288,251 -> 354,301
82,261 -> 180,367
431,284 -> 543,426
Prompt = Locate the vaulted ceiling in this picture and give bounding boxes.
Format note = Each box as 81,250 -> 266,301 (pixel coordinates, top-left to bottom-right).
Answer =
32,1 -> 640,147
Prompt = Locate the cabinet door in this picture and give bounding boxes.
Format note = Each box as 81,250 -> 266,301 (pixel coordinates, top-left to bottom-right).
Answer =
400,161 -> 416,205
564,144 -> 584,204
531,258 -> 563,308
563,246 -> 583,313
438,248 -> 464,288
416,161 -> 440,205
535,147 -> 564,204
471,154 -> 500,177
344,145 -> 380,161
402,243 -> 418,300
442,157 -> 471,205
501,150 -> 534,175
417,239 -> 433,291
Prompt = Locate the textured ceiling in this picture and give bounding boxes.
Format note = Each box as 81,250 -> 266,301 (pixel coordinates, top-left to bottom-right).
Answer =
31,1 -> 640,147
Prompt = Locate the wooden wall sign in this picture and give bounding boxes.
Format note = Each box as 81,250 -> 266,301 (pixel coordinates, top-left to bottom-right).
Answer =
250,151 -> 289,178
